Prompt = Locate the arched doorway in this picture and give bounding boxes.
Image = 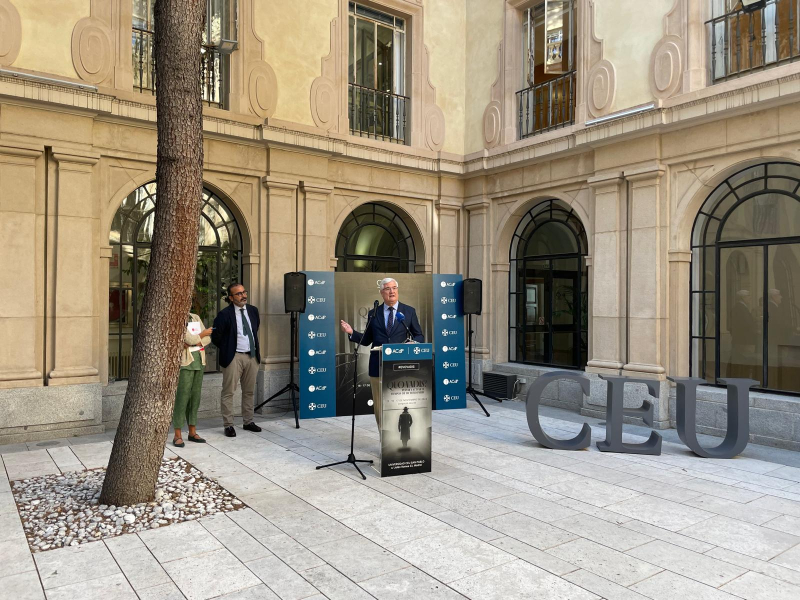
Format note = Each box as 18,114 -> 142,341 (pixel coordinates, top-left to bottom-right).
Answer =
107,182 -> 243,379
509,199 -> 588,368
335,202 -> 416,272
690,162 -> 800,393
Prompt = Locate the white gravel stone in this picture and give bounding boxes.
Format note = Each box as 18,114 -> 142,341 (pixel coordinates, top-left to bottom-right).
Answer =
11,456 -> 243,553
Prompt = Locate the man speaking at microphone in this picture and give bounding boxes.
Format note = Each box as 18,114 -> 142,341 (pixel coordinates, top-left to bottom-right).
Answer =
340,277 -> 424,429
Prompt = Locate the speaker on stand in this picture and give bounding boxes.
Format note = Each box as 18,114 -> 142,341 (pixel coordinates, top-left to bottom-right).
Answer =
254,272 -> 304,428
463,278 -> 501,417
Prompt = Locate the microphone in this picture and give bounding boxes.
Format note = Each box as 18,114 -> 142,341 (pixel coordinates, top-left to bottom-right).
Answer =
396,311 -> 413,342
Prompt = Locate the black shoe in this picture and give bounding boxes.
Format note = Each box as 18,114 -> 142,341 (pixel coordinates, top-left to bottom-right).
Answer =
243,422 -> 262,433
224,426 -> 236,437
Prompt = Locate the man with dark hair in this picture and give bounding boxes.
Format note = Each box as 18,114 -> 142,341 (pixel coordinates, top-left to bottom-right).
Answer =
211,283 -> 262,437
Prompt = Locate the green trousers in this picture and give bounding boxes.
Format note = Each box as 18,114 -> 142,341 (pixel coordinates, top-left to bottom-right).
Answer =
173,353 -> 204,429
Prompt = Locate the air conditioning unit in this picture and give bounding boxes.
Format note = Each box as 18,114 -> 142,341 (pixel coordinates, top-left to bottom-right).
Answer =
482,372 -> 518,400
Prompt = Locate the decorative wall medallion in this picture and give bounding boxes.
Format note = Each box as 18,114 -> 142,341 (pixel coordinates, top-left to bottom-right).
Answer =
71,17 -> 114,84
587,59 -> 616,117
651,35 -> 682,98
248,62 -> 278,118
310,18 -> 341,131
482,42 -> 503,149
424,105 -> 445,151
0,0 -> 22,66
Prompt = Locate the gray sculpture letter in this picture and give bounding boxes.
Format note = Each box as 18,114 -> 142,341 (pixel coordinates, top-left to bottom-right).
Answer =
596,376 -> 662,455
526,372 -> 592,450
669,376 -> 755,459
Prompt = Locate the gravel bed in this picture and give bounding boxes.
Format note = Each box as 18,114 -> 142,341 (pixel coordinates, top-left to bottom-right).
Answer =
11,457 -> 243,552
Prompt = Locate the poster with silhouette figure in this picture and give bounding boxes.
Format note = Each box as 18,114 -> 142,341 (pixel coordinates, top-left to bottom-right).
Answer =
379,344 -> 433,477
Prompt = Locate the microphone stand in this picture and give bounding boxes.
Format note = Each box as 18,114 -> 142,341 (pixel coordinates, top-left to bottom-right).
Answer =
396,314 -> 414,343
316,301 -> 378,480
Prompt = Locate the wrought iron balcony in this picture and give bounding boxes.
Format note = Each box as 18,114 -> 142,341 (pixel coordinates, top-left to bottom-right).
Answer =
708,0 -> 800,83
132,27 -> 227,109
348,83 -> 409,144
516,71 -> 575,140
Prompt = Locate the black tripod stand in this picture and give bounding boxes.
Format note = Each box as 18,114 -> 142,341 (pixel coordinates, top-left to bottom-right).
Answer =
316,305 -> 376,479
465,313 -> 502,417
254,312 -> 300,428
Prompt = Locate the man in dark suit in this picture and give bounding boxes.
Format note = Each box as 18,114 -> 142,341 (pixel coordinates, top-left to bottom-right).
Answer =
211,283 -> 263,437
340,277 -> 424,428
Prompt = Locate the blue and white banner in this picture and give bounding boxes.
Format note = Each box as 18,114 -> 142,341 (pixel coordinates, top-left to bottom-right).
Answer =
432,275 -> 467,410
298,272 -> 337,419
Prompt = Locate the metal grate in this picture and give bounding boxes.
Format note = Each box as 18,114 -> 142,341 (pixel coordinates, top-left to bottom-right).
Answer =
482,372 -> 518,400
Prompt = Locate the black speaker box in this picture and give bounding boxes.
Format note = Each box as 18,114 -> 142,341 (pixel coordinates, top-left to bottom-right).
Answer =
463,278 -> 482,315
284,272 -> 307,313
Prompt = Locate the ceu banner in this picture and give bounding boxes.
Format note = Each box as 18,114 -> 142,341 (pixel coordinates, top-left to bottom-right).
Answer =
432,275 -> 467,410
298,272 -> 337,419
380,344 -> 433,476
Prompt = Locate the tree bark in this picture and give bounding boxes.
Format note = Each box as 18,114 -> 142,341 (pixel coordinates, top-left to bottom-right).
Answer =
101,0 -> 205,506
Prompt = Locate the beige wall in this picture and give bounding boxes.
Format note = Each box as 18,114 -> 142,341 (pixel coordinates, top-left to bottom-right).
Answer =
594,0 -> 674,112
257,0 -> 338,126
426,0 -> 467,155
14,0 -> 90,79
464,0 -> 504,155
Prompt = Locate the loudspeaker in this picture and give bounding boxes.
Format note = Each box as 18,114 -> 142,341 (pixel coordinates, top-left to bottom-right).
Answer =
284,272 -> 307,313
463,278 -> 482,315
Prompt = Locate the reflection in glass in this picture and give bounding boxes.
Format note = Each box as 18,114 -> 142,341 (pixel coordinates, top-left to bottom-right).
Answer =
767,244 -> 800,392
336,203 -> 416,273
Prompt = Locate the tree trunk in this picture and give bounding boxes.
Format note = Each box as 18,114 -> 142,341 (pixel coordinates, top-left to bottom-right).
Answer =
101,0 -> 205,506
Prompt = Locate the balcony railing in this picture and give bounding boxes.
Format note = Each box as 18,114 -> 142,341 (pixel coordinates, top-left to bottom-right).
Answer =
516,71 -> 575,140
708,0 -> 800,83
348,83 -> 409,144
132,27 -> 226,109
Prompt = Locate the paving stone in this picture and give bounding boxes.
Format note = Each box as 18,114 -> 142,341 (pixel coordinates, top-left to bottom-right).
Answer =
627,540 -> 747,587
310,534 -> 409,583
214,584 -> 280,599
630,570 -> 740,600
747,495 -> 800,518
621,520 -> 715,553
704,547 -> 800,587
546,538 -> 663,587
359,566 -> 466,599
683,494 -> 782,525
492,492 -> 579,523
441,475 -> 518,500
762,514 -> 800,537
551,512 -> 653,551
449,559 -> 599,600
342,504 -> 451,547
136,581 -> 187,600
0,570 -> 45,600
34,540 -> 119,590
246,554 -> 320,600
0,538 -> 35,578
164,548 -> 261,600
545,477 -> 642,508
104,543 -> 172,591
207,525 -> 272,563
606,494 -> 716,532
720,570 -> 800,600
433,510 -> 505,542
679,515 -> 800,560
488,536 -> 578,576
301,564 -> 375,600
563,569 -> 650,600
45,572 -> 137,600
139,521 -> 224,564
769,542 -> 800,572
482,511 -> 577,550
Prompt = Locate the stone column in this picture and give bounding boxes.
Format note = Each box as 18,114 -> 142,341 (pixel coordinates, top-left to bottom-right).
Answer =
258,176 -> 299,405
669,250 -> 692,380
465,198 -> 492,385
622,165 -> 670,428
0,142 -> 44,389
491,262 -> 510,365
435,199 -> 461,275
48,151 -> 101,387
299,181 -> 333,271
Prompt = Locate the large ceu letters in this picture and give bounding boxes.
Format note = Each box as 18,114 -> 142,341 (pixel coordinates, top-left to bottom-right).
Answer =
596,376 -> 662,455
525,372 -> 592,450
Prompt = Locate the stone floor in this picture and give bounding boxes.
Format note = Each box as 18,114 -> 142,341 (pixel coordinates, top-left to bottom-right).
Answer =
2,401 -> 800,599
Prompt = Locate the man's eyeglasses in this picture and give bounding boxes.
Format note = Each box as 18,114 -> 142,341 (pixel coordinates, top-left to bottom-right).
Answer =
231,290 -> 248,297
381,286 -> 398,292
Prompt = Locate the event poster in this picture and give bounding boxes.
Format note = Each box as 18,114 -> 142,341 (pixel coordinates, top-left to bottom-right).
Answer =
379,344 -> 433,477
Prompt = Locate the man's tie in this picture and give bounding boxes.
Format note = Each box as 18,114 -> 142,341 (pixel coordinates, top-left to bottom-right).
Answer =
387,306 -> 394,332
240,308 -> 256,358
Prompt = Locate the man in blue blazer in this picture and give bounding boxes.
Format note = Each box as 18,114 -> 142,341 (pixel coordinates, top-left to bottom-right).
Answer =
211,283 -> 263,437
340,277 -> 424,428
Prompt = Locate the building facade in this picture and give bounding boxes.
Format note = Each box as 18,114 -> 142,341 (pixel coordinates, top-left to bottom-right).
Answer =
1,0 -> 800,448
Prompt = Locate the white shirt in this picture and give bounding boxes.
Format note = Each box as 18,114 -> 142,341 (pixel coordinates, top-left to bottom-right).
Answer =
384,301 -> 399,331
234,304 -> 254,353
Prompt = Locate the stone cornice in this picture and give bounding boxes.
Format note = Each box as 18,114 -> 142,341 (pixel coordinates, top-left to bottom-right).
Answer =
2,66 -> 800,179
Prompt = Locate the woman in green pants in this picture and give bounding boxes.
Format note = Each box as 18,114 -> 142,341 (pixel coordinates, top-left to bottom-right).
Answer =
173,312 -> 213,447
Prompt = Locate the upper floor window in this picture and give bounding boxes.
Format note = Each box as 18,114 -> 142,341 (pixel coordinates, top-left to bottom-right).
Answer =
708,0 -> 800,83
132,0 -> 238,109
518,0 -> 576,140
348,2 -> 408,144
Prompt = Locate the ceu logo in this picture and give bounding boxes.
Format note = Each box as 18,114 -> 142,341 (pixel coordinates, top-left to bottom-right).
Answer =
442,394 -> 452,402
441,297 -> 456,304
307,296 -> 326,304
307,279 -> 326,286
308,402 -> 327,411
413,346 -> 422,355
308,385 -> 327,392
308,331 -> 326,339
307,314 -> 327,321
308,366 -> 327,375
442,329 -> 458,337
442,361 -> 458,369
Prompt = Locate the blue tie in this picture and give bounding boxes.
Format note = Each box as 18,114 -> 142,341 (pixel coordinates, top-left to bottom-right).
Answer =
387,306 -> 394,332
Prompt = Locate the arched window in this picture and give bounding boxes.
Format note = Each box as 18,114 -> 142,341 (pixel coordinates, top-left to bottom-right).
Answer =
335,202 -> 416,272
691,162 -> 800,394
509,199 -> 588,368
108,182 -> 243,380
